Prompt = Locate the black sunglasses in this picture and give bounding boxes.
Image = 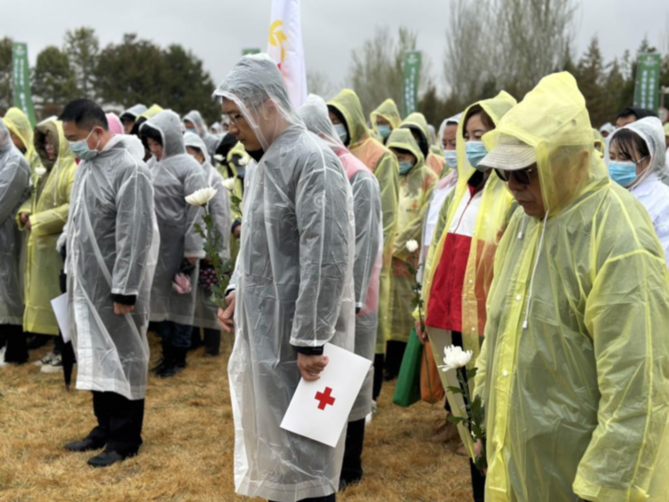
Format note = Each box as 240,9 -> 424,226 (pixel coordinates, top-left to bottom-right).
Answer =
494,167 -> 537,186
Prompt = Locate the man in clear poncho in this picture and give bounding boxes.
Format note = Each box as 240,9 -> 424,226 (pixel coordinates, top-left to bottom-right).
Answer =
183,110 -> 219,159
298,94 -> 382,490
474,72 -> 669,501
3,107 -> 41,170
0,118 -> 31,365
119,103 -> 147,134
141,110 -> 206,378
61,99 -> 159,468
214,54 -> 355,502
328,89 -> 399,403
183,131 -> 231,356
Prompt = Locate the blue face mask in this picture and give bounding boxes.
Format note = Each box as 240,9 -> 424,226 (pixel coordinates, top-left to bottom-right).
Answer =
69,129 -> 99,161
399,160 -> 414,175
443,150 -> 458,169
608,161 -> 638,187
186,128 -> 197,135
466,141 -> 489,171
378,124 -> 391,139
334,123 -> 348,144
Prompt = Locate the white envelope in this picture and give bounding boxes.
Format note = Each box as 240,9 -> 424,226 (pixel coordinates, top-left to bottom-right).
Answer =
280,342 -> 372,448
51,293 -> 71,343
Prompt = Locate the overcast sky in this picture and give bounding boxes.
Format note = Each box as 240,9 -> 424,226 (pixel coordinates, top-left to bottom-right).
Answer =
2,0 -> 668,94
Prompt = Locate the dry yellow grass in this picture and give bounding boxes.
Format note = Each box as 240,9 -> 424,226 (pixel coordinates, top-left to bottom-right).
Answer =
0,334 -> 472,502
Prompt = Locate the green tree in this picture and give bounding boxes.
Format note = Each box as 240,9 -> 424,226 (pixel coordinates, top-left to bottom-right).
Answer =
0,37 -> 13,114
573,37 -> 607,127
64,27 -> 99,99
161,44 -> 219,124
95,34 -> 167,108
32,46 -> 78,110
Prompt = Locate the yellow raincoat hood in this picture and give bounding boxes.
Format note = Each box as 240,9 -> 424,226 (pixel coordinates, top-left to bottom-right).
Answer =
328,89 -> 372,148
386,127 -> 425,168
370,99 -> 402,137
34,120 -> 75,170
4,107 -> 41,169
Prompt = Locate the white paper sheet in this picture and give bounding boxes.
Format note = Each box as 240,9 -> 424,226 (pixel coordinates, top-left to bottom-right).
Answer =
50,293 -> 71,343
280,342 -> 372,448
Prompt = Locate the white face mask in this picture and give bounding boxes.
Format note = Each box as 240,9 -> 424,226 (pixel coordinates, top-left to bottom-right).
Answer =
334,123 -> 348,144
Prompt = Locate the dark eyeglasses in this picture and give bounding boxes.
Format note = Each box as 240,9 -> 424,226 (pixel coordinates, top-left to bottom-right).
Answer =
494,167 -> 537,186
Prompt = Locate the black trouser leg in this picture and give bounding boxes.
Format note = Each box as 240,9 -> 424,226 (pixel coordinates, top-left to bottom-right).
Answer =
470,459 -> 486,502
4,325 -> 28,364
87,392 -> 111,445
341,418 -> 366,485
189,326 -> 202,351
383,341 -> 406,379
92,392 -> 145,456
372,353 -> 384,401
203,328 -> 221,356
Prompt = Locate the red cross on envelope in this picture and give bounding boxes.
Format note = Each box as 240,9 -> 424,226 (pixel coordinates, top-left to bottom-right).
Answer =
315,387 -> 336,410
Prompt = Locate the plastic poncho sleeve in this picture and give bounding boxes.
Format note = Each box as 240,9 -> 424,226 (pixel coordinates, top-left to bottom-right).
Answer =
572,249 -> 669,501
394,179 -> 436,262
0,157 -> 29,223
289,155 -> 352,349
351,173 -> 382,309
112,165 -> 156,297
30,167 -> 75,237
376,151 -> 400,255
183,170 -> 206,259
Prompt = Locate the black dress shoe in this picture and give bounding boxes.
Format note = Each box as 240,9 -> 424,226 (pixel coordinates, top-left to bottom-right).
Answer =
87,450 -> 134,468
65,438 -> 106,452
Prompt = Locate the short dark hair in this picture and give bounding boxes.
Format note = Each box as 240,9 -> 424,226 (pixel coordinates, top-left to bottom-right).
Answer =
616,107 -> 658,121
59,99 -> 109,130
611,129 -> 650,162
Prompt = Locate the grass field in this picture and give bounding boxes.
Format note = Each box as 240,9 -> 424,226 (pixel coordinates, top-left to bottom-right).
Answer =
0,334 -> 472,502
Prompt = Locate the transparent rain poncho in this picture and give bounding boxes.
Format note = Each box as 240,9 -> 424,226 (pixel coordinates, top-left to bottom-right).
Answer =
120,103 -> 147,120
214,54 -> 356,502
476,72 -> 669,501
386,128 -> 437,343
183,110 -> 219,158
19,119 -> 77,335
299,94 -> 382,421
609,117 -> 669,265
3,107 -> 41,170
142,111 -> 206,326
328,89 -> 399,353
66,133 -> 160,400
183,132 -> 232,330
0,119 -> 31,325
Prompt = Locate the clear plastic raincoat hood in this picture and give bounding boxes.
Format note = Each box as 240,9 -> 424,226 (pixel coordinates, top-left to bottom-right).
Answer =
476,72 -> 669,501
214,55 -> 356,501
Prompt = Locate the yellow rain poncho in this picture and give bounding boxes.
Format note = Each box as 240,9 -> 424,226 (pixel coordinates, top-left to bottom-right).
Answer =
386,128 -> 437,342
422,91 -> 517,356
401,112 -> 447,178
329,89 -> 400,352
592,127 -> 605,156
475,72 -> 669,501
4,107 -> 41,170
370,98 -> 401,140
18,120 -> 76,335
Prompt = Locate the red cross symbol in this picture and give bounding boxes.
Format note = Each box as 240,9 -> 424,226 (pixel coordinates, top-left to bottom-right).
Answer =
315,387 -> 336,410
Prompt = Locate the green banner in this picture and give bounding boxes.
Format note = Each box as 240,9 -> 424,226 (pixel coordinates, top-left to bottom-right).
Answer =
12,42 -> 36,127
242,48 -> 261,56
634,53 -> 662,113
403,51 -> 421,118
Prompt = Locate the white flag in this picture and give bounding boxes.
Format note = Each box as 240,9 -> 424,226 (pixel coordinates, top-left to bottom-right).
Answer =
267,0 -> 308,108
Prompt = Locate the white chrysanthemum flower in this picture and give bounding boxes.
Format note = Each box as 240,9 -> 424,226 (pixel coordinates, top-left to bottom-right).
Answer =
185,187 -> 217,206
34,167 -> 47,178
406,239 -> 419,253
221,178 -> 236,191
441,345 -> 473,372
238,156 -> 250,166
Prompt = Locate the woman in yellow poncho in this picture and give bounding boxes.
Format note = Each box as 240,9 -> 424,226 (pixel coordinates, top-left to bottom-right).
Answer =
3,107 -> 41,170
